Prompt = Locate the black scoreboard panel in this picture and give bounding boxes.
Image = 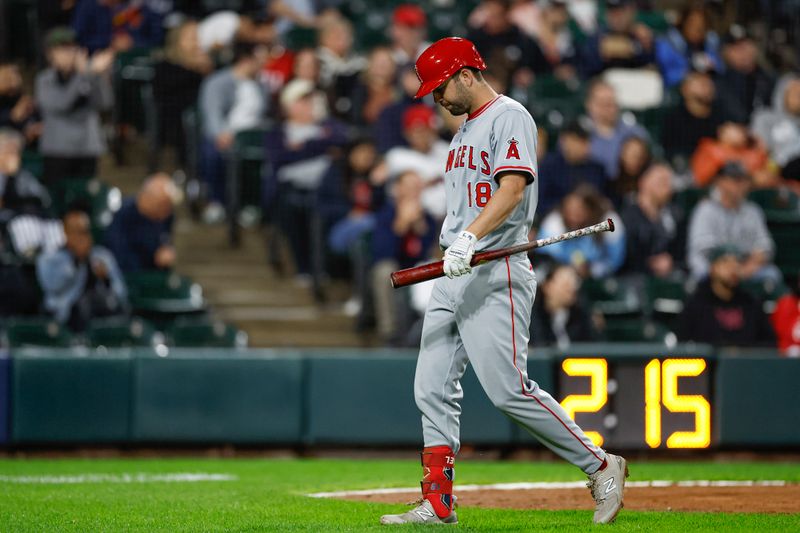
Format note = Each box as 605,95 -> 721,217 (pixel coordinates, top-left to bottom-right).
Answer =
556,358 -> 712,450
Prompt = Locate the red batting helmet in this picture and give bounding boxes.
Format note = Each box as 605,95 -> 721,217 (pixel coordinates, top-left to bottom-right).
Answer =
413,37 -> 486,99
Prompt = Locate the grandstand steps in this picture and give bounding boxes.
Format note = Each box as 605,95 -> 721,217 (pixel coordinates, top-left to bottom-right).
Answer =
173,217 -> 367,348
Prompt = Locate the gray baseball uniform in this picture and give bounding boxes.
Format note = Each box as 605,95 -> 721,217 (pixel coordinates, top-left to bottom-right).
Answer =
415,95 -> 606,473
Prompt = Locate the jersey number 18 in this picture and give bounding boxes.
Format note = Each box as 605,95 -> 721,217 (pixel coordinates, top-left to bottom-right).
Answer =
467,182 -> 492,208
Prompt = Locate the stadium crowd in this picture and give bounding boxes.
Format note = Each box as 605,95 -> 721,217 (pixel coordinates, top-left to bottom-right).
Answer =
0,0 -> 799,355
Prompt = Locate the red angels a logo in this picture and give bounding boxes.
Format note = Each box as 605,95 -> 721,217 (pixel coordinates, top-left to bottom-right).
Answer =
506,138 -> 520,160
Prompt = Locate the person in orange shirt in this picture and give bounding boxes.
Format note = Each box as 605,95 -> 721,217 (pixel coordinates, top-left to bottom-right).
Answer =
690,121 -> 774,187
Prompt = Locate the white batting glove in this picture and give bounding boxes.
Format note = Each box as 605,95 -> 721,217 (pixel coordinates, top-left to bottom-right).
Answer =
443,231 -> 477,278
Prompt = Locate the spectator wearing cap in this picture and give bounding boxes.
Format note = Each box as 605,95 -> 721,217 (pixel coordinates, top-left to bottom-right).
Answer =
584,78 -> 649,179
389,4 -> 430,71
35,27 -> 114,186
687,162 -> 779,282
466,0 -> 550,90
198,41 -> 266,221
752,75 -> 800,185
690,121 -> 772,187
661,69 -> 725,167
536,183 -> 626,279
379,105 -> 448,220
103,173 -> 179,273
538,120 -> 608,215
620,163 -> 679,277
716,24 -> 775,125
678,245 -> 776,347
771,270 -> 800,357
263,79 -> 348,279
37,208 -> 128,332
577,0 -> 655,79
529,263 -> 596,348
72,0 -> 164,53
655,4 -> 723,88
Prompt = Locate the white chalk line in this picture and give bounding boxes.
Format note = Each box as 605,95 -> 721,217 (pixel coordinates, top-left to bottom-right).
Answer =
308,480 -> 790,499
0,473 -> 238,484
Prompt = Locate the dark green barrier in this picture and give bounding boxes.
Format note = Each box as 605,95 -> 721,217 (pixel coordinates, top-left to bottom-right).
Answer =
132,349 -> 303,443
0,350 -> 9,443
305,351 -> 420,445
716,355 -> 800,446
12,348 -> 131,443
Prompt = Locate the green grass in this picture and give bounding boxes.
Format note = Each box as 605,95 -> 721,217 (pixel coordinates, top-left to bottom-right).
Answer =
0,457 -> 798,531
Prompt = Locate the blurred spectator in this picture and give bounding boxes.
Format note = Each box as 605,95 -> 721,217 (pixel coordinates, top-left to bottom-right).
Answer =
36,27 -> 114,186
716,24 -> 775,125
370,170 -> 437,344
578,0 -> 655,79
620,163 -> 678,277
389,4 -> 429,70
269,0 -> 318,36
690,122 -> 771,187
373,67 -> 421,153
655,4 -> 722,88
529,263 -> 596,348
771,271 -> 800,357
537,183 -> 626,278
72,0 -> 164,53
317,14 -> 366,116
198,41 -> 266,220
380,105 -> 448,220
321,139 -> 383,256
678,245 -> 775,346
467,0 -> 549,89
261,47 -> 321,114
661,70 -> 723,165
37,0 -> 77,31
585,79 -> 649,178
529,0 -> 577,80
609,135 -> 651,205
36,208 -> 128,331
348,47 -> 398,127
538,120 -> 607,215
264,79 -> 348,278
152,20 -> 211,169
197,10 -> 276,53
0,62 -> 41,144
104,173 -> 179,273
0,129 -> 50,216
752,75 -> 800,182
687,162 -> 778,281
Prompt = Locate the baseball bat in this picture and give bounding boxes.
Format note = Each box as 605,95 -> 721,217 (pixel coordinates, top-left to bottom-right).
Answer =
390,218 -> 615,288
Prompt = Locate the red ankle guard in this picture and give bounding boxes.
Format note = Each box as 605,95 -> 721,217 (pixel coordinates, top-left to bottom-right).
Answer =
420,446 -> 455,518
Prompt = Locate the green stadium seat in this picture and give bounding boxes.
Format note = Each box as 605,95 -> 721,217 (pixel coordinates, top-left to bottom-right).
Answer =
86,316 -> 162,348
748,188 -> 800,217
49,178 -> 122,242
740,278 -> 790,314
227,128 -> 268,245
672,187 -> 709,218
125,271 -> 206,316
21,150 -> 43,179
644,275 -> 688,328
167,317 -> 248,348
113,47 -> 155,131
603,318 -> 674,344
283,27 -> 317,49
581,276 -> 643,317
766,215 -> 800,278
4,317 -> 73,348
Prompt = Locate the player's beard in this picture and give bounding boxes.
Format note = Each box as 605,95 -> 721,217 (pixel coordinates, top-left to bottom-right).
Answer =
439,82 -> 471,116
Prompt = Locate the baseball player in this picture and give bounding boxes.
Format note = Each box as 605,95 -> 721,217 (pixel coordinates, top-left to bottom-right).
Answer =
380,38 -> 627,526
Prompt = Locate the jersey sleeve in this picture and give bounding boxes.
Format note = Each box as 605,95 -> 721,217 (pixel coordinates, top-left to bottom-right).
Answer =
490,109 -> 538,185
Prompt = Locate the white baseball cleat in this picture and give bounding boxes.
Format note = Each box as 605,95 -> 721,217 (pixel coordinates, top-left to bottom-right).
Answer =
380,499 -> 458,525
587,454 -> 628,524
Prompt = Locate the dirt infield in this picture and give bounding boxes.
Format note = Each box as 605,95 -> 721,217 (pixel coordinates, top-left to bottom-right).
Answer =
344,485 -> 800,514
